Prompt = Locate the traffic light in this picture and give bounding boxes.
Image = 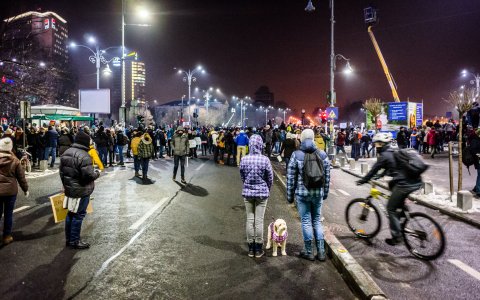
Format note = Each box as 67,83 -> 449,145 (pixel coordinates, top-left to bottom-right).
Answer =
321,111 -> 327,123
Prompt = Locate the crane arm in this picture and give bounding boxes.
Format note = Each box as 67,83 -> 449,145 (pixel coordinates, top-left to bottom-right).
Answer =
367,26 -> 400,102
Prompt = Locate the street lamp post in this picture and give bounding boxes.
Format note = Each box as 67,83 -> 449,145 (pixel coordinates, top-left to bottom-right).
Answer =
306,0 -> 352,107
281,108 -> 291,124
301,109 -> 306,126
462,69 -> 480,101
120,0 -> 151,125
177,66 -> 205,125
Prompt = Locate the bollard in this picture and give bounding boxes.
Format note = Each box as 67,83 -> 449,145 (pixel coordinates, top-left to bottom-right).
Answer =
361,163 -> 369,174
328,146 -> 335,155
349,159 -> 356,170
39,160 -> 48,171
329,155 -> 336,166
423,181 -> 433,194
457,191 -> 473,211
339,157 -> 345,167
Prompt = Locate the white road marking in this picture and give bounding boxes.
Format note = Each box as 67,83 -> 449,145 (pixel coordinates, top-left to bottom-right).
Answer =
129,197 -> 169,230
448,259 -> 480,281
195,161 -> 207,171
330,190 -> 339,196
13,206 -> 30,213
95,227 -> 146,277
337,189 -> 350,196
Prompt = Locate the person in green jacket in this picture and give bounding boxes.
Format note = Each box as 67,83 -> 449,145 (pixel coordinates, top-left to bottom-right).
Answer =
138,133 -> 154,184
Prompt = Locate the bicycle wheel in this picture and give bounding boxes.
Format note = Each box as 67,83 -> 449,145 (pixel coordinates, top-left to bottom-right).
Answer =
345,198 -> 382,239
402,212 -> 446,260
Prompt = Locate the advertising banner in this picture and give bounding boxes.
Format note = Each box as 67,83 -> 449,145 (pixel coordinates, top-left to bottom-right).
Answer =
388,102 -> 408,121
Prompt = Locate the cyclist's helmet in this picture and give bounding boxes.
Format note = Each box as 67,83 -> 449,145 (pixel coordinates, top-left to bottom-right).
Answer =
372,132 -> 392,144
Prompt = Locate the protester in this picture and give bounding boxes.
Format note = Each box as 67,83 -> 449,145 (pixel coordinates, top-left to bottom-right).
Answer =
59,131 -> 100,249
281,132 -> 297,167
286,129 -> 330,261
94,126 -> 109,166
172,126 -> 189,184
361,130 -> 372,158
336,129 -> 347,157
235,130 -> 249,167
58,128 -> 72,156
115,128 -> 128,166
0,138 -> 29,246
427,127 -> 437,158
240,134 -> 273,258
106,129 -> 115,167
138,132 -> 154,184
131,131 -> 142,177
45,125 -> 59,168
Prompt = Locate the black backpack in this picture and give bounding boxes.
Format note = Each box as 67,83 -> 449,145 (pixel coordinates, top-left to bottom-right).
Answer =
394,148 -> 429,178
302,151 -> 325,189
462,146 -> 476,175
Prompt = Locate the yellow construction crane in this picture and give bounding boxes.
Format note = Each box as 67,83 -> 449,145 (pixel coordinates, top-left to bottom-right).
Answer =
364,7 -> 400,102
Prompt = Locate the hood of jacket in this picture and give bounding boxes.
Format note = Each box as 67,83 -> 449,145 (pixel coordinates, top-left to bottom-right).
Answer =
248,134 -> 264,154
141,133 -> 152,144
0,152 -> 13,168
300,139 -> 317,153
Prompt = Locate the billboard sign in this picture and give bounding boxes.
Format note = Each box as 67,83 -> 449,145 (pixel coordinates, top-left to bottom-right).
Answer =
79,89 -> 111,114
388,102 -> 408,121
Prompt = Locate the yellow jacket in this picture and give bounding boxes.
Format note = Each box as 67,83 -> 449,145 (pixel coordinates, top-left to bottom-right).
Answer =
131,136 -> 141,155
89,145 -> 104,170
314,135 -> 326,151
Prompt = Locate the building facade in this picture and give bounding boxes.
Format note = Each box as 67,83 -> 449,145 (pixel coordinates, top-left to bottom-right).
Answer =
2,11 -> 68,64
111,57 -> 146,123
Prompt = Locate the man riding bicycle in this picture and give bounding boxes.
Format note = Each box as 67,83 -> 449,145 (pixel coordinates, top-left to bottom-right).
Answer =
356,132 -> 423,246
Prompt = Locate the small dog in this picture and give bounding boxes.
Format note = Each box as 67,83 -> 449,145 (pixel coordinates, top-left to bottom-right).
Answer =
266,218 -> 288,256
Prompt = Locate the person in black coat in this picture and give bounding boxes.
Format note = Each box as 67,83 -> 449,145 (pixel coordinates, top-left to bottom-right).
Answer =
94,126 -> 108,166
58,128 -> 73,156
59,131 -> 100,249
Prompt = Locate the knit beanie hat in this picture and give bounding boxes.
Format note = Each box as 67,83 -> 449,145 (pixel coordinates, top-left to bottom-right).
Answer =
75,131 -> 91,148
300,128 -> 315,142
0,138 -> 13,152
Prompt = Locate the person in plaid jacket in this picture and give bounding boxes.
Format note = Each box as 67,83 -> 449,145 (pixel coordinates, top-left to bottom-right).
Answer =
138,132 -> 154,184
286,128 -> 330,262
239,134 -> 273,258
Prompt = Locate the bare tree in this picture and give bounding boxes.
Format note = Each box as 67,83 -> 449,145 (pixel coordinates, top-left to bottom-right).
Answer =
444,88 -> 475,191
363,98 -> 383,131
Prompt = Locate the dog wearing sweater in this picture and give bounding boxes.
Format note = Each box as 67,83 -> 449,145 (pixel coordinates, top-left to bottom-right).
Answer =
266,219 -> 288,256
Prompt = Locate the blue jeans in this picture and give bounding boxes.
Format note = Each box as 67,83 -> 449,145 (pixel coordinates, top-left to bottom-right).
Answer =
159,145 -> 165,157
141,158 -> 149,177
274,142 -> 281,154
296,195 -> 324,242
98,147 -> 108,166
65,196 -> 90,244
133,155 -> 140,173
44,146 -> 56,166
117,145 -> 124,164
336,145 -> 346,155
0,195 -> 16,236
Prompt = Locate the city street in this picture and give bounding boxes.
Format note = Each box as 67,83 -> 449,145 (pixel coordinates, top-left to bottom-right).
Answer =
0,157 -> 354,299
273,160 -> 480,300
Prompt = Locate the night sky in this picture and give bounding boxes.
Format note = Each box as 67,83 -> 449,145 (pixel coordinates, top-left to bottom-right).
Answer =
2,0 -> 480,118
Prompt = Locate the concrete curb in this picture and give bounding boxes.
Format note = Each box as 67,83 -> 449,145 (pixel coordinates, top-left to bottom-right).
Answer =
340,167 -> 480,230
272,168 -> 388,300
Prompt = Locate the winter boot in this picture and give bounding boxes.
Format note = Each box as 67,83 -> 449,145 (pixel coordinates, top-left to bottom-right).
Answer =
255,243 -> 265,258
298,240 -> 315,261
247,243 -> 255,258
2,235 -> 13,245
316,239 -> 326,261
135,171 -> 141,177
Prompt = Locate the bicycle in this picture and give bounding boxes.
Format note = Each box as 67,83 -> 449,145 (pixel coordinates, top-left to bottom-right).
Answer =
18,148 -> 32,173
345,182 -> 446,260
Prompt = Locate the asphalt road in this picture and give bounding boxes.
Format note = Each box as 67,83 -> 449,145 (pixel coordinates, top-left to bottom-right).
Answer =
0,156 -> 355,300
323,169 -> 480,299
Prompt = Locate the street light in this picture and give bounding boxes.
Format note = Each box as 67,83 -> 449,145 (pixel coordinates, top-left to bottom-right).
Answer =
120,0 -> 152,125
301,109 -> 306,126
176,66 -> 206,124
306,0 -> 351,107
461,69 -> 480,101
69,39 -> 120,90
280,108 -> 291,123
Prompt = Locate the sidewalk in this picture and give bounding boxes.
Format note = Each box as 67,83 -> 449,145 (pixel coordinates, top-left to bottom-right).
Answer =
338,155 -> 480,229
